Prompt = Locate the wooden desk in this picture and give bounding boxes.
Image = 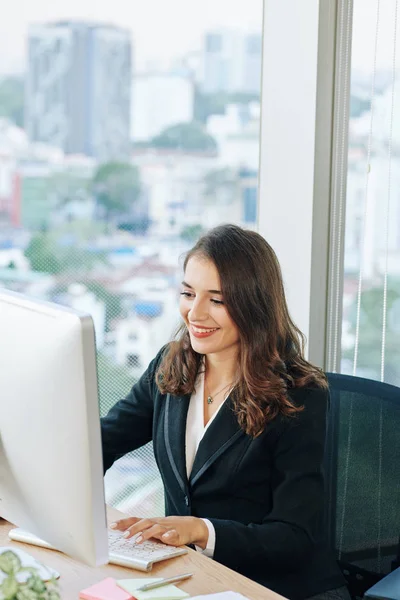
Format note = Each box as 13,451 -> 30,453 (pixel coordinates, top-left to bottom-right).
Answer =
0,510 -> 284,600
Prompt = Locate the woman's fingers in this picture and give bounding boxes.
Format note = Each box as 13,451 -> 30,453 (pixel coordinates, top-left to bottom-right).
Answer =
162,529 -> 180,545
122,518 -> 158,539
134,523 -> 168,544
111,516 -> 205,547
109,517 -> 181,546
109,517 -> 140,531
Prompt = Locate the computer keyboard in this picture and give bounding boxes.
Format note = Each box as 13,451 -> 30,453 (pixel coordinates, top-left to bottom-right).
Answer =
108,529 -> 187,571
8,527 -> 187,572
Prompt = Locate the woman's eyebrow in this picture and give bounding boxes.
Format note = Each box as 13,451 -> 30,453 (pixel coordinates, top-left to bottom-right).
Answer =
181,281 -> 222,295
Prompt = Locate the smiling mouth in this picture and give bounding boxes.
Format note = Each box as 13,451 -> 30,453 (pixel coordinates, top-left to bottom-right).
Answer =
189,324 -> 220,338
191,325 -> 219,334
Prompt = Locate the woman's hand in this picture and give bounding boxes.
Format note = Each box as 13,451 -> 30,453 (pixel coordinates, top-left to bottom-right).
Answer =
110,516 -> 209,549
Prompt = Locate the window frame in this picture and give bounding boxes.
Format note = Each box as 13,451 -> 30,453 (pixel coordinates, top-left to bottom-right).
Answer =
257,0 -> 352,371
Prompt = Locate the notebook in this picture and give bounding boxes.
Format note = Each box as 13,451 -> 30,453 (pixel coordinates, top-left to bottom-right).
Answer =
117,577 -> 190,600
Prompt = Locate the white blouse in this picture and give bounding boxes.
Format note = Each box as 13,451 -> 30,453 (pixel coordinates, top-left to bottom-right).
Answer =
185,368 -> 228,558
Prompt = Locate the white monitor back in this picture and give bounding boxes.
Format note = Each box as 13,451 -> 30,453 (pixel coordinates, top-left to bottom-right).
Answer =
0,289 -> 108,566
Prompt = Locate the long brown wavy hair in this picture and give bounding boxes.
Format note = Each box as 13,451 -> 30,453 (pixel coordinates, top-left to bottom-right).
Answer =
157,224 -> 327,437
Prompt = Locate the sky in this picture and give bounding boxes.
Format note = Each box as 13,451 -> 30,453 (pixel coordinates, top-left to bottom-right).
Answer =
0,0 -> 263,74
0,0 -> 399,77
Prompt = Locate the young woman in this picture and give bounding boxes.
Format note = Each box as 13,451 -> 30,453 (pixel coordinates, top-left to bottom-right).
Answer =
101,224 -> 348,600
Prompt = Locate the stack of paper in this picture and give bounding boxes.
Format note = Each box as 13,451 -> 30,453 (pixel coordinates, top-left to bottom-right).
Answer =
80,577 -> 191,600
117,578 -> 190,600
80,577 -> 133,600
79,578 -> 248,600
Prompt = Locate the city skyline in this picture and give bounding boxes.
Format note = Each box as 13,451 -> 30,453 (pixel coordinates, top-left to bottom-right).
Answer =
2,1 -> 400,77
0,0 -> 263,75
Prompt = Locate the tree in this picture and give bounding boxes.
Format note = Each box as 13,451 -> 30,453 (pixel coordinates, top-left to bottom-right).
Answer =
86,282 -> 124,332
92,162 -> 141,222
24,231 -> 107,275
24,233 -> 61,274
343,280 -> 400,386
150,122 -> 218,153
96,352 -> 136,417
0,76 -> 24,127
180,224 -> 205,243
56,244 -> 108,274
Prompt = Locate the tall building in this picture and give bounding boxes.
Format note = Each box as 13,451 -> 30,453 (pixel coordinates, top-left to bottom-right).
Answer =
202,30 -> 262,95
26,21 -> 132,161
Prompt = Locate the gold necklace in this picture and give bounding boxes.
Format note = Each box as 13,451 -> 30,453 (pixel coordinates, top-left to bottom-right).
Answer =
204,379 -> 232,405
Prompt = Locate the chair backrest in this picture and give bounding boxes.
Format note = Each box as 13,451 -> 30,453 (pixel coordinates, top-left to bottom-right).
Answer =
325,373 -> 400,598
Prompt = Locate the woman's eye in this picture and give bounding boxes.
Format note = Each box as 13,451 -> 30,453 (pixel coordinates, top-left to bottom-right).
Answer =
180,291 -> 193,298
211,298 -> 224,305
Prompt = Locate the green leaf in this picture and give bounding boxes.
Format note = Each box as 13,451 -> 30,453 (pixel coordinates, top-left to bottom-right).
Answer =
43,588 -> 61,600
26,575 -> 46,594
0,551 -> 22,574
15,587 -> 39,600
0,574 -> 19,599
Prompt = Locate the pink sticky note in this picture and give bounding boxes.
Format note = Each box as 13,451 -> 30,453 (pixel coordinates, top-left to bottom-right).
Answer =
80,577 -> 133,600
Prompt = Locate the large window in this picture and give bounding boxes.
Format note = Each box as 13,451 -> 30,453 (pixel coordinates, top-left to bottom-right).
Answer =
341,0 -> 400,386
0,0 -> 263,515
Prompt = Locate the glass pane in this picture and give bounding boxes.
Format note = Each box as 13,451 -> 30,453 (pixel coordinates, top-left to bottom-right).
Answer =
342,0 -> 400,386
0,0 -> 263,516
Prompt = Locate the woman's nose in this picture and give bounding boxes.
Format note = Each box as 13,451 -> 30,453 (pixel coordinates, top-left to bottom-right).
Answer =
188,298 -> 208,321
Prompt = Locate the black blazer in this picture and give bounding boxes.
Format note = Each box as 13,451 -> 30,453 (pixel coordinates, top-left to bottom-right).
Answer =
101,348 -> 345,600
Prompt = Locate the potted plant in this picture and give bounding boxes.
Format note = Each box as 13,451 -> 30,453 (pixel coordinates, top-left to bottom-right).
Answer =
0,550 -> 60,600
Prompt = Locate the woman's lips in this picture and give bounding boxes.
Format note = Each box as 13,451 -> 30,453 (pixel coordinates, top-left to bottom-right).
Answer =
189,325 -> 219,338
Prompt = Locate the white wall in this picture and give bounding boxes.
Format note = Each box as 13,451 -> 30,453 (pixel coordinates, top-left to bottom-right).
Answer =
258,0 -> 320,345
258,0 -> 343,368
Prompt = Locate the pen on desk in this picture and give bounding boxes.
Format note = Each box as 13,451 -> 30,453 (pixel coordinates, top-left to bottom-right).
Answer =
136,572 -> 194,591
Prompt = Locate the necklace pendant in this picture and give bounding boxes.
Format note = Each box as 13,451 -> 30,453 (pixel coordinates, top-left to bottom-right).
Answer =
207,396 -> 213,404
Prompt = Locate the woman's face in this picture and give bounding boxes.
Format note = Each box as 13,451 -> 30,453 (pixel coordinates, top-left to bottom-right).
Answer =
179,255 -> 240,359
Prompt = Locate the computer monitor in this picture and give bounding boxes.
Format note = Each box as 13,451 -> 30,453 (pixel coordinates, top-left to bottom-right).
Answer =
0,288 -> 109,567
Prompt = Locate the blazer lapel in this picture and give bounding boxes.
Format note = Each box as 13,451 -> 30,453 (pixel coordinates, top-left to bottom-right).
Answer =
189,397 -> 245,487
163,393 -> 190,495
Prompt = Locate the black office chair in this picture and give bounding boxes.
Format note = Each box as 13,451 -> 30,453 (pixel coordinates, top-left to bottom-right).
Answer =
325,373 -> 400,600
